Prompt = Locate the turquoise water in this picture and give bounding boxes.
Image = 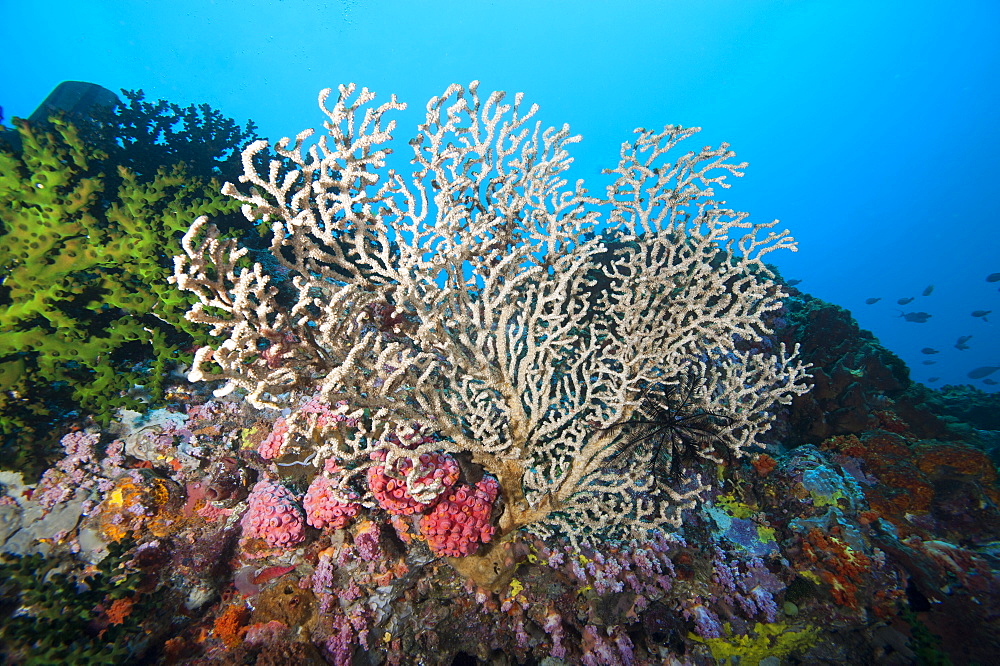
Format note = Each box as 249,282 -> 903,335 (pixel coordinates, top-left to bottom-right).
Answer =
3,0 -> 998,389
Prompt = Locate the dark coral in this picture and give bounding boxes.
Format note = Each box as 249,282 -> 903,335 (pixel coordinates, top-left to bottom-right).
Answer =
0,539 -> 164,663
89,88 -> 260,187
907,382 -> 1000,432
778,292 -> 948,444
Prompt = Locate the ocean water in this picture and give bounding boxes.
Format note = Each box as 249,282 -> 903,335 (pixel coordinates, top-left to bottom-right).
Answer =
2,0 -> 998,390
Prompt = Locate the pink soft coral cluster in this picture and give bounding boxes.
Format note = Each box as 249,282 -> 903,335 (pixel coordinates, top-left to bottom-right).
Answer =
303,475 -> 361,529
258,416 -> 290,460
367,451 -> 460,514
258,398 -> 361,461
34,431 -> 101,508
420,475 -> 499,557
299,397 -> 360,430
34,431 -> 127,512
241,441 -> 500,558
240,480 -> 306,548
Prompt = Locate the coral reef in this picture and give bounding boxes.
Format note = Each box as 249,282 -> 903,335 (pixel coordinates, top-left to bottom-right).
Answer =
173,82 -> 811,561
0,82 -> 997,665
909,382 -> 1000,432
1,322 -> 997,663
780,293 -> 912,443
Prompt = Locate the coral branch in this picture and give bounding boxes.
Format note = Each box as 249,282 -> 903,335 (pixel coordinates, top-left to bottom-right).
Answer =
174,82 -> 811,548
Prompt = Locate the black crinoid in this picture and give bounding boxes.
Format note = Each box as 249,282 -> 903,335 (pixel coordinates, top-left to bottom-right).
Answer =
598,369 -> 735,487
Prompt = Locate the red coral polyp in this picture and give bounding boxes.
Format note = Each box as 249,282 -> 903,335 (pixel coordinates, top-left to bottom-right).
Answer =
368,470 -> 424,515
368,451 -> 460,514
240,480 -> 306,548
303,475 -> 361,529
420,475 -> 499,557
258,417 -> 290,460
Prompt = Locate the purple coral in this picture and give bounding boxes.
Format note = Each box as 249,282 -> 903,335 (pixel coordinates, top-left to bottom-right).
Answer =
312,550 -> 338,613
34,430 -> 101,509
742,584 -> 779,622
737,556 -> 782,622
582,625 -> 635,666
353,522 -> 382,561
683,600 -> 723,639
324,613 -> 355,665
240,480 -> 305,548
712,548 -> 783,623
542,611 -> 567,659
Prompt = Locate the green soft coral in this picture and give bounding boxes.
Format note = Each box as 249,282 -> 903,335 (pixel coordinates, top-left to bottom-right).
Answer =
0,539 -> 154,663
0,116 -> 238,436
691,622 -> 819,666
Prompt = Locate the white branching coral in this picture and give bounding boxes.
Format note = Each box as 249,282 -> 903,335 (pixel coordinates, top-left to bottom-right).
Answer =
172,81 -> 811,544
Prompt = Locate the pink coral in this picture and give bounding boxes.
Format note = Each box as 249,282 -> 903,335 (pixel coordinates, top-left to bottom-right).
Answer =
419,475 -> 499,557
542,610 -> 567,659
303,475 -> 361,530
367,451 -> 460,514
299,397 -> 360,430
240,480 -> 305,549
258,417 -> 290,460
367,470 -> 422,515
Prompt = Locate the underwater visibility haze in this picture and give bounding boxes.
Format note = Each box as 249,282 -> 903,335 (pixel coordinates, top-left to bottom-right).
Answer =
4,0 -> 998,390
1,1 -> 999,664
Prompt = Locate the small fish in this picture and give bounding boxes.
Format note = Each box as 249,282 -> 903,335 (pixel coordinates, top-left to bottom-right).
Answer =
955,335 -> 973,351
920,348 -> 939,354
967,366 -> 1000,379
922,285 -> 934,296
984,378 -> 998,386
972,310 -> 992,321
899,311 -> 932,323
987,273 -> 1000,282
865,297 -> 881,305
786,279 -> 802,286
897,297 -> 915,305
927,377 -> 940,383
252,564 -> 297,585
921,360 -> 937,365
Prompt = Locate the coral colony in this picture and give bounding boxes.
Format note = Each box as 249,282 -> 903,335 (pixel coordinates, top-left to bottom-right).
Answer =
2,83 -> 999,664
173,81 -> 811,551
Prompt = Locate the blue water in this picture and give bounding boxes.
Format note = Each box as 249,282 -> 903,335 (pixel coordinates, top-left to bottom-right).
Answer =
2,0 -> 998,390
